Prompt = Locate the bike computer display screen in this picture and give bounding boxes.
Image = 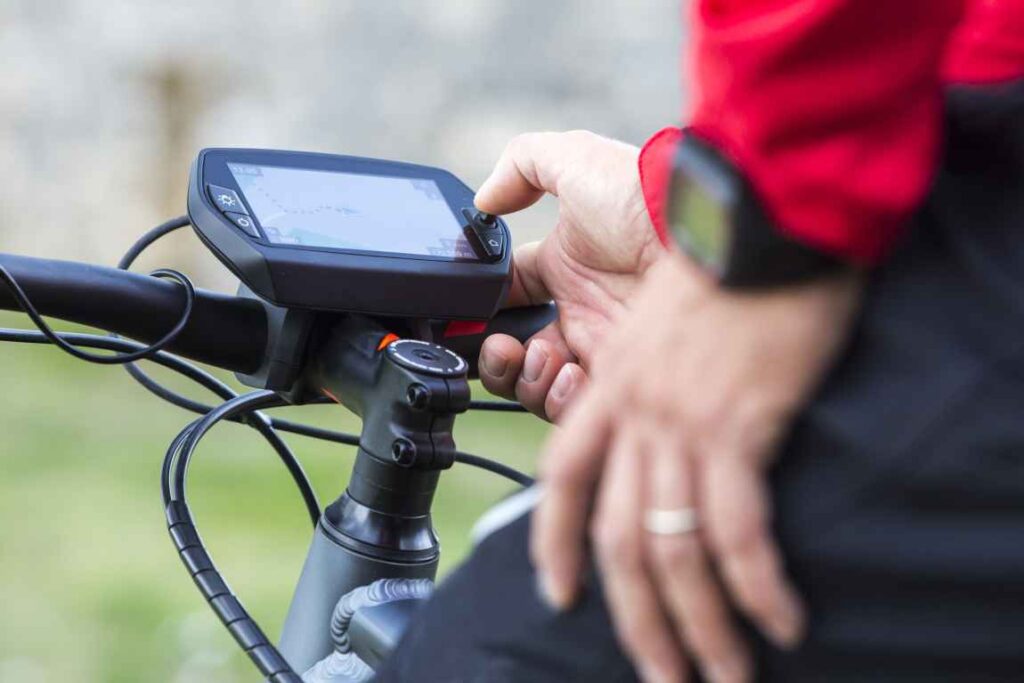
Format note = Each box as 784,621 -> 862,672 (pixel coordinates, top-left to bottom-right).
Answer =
227,163 -> 478,260
188,148 -> 512,318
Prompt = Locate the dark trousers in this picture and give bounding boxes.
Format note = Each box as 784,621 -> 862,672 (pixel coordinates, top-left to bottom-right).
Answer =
377,81 -> 1024,682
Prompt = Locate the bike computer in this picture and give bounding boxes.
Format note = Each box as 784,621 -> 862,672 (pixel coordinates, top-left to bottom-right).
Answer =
187,148 -> 512,319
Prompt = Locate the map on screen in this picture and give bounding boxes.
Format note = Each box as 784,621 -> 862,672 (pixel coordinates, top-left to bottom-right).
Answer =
228,163 -> 477,259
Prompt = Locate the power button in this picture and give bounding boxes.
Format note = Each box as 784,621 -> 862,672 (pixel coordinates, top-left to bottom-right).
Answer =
224,212 -> 259,236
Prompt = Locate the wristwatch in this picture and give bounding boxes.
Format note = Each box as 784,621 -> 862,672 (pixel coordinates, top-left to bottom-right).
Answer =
667,133 -> 845,288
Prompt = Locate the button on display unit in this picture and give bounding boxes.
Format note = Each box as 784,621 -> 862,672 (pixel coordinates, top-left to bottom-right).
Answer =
460,208 -> 506,262
224,212 -> 259,236
208,185 -> 248,214
187,148 -> 513,319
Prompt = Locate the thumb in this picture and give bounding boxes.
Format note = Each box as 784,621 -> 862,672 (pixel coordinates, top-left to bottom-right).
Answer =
505,240 -> 551,308
475,132 -> 573,215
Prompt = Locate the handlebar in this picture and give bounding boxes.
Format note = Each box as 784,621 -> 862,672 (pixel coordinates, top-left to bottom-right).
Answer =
0,253 -> 268,374
0,253 -> 558,379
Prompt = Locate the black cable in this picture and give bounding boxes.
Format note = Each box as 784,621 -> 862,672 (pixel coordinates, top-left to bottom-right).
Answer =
0,327 -> 320,525
117,217 -> 529,467
124,341 -> 361,446
163,391 -> 303,682
455,451 -> 535,487
468,399 -> 528,412
126,363 -> 224,414
0,328 -> 239,405
115,220 -> 361,437
117,215 -> 192,270
169,392 -> 320,531
10,215 -> 527,474
2,306 -> 529,494
171,392 -> 283,498
116,216 -> 211,399
112,217 -> 324,522
142,369 -> 521,483
244,416 -> 321,525
162,418 -> 201,503
0,264 -> 195,364
271,419 -> 361,446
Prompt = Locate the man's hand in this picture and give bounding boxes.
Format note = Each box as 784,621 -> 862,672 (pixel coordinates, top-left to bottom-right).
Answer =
533,257 -> 864,683
475,130 -> 665,421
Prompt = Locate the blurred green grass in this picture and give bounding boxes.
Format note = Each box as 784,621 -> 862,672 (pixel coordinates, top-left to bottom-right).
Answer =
0,313 -> 549,681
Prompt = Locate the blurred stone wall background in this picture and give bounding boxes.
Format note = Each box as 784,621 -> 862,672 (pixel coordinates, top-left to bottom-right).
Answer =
1,0 -> 684,287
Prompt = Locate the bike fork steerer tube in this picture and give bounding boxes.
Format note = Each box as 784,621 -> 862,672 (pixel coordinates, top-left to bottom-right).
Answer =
279,316 -> 471,673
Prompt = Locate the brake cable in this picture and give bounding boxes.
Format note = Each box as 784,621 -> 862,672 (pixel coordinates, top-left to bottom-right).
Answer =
162,390 -> 305,681
114,216 -> 532,481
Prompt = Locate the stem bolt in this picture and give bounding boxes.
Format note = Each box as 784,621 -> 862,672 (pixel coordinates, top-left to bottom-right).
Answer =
391,438 -> 417,467
406,383 -> 430,409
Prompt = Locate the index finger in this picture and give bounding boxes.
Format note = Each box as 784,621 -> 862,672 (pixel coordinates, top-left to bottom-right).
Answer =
475,132 -> 571,215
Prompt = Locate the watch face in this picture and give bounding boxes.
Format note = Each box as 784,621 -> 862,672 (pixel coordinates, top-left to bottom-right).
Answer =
668,134 -> 843,288
668,170 -> 730,272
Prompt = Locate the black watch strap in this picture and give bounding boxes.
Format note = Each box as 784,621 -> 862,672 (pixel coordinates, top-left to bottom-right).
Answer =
668,134 -> 845,288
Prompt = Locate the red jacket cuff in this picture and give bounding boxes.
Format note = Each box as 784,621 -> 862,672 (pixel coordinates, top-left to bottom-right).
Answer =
687,0 -> 963,266
638,126 -> 683,248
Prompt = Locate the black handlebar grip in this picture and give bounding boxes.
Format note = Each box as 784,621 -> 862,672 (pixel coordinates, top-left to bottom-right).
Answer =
439,303 -> 558,377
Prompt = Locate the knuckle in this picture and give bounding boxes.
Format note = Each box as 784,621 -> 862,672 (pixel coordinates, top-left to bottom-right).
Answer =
539,454 -> 582,489
690,635 -> 732,665
708,517 -> 763,562
592,520 -> 639,569
684,403 -> 726,445
544,394 -> 565,423
517,393 -> 549,420
505,132 -> 539,160
491,380 -> 517,401
514,372 -> 545,399
564,128 -> 597,143
540,436 -> 598,483
649,535 -> 703,573
507,132 -> 532,149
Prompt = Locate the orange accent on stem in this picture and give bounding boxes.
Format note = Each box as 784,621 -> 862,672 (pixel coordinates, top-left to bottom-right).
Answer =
377,333 -> 400,351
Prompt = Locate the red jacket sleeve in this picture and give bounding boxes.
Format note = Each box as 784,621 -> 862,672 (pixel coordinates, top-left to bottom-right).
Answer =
641,0 -> 965,265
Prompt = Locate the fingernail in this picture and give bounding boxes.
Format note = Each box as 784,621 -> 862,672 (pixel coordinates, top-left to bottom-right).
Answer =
706,660 -> 748,683
480,352 -> 509,379
534,571 -> 569,611
522,343 -> 548,383
768,595 -> 806,649
549,364 -> 575,401
705,664 -> 730,683
639,664 -> 673,683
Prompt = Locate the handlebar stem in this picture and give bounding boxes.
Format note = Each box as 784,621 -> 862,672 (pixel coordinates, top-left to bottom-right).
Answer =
279,315 -> 472,672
